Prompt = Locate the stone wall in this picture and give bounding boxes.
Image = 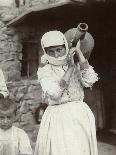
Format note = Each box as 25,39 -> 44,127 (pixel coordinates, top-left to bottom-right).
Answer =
0,7 -> 43,137
7,80 -> 42,146
0,22 -> 22,81
7,80 -> 42,125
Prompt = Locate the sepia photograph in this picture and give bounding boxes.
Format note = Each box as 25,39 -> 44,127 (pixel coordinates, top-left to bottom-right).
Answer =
0,0 -> 116,155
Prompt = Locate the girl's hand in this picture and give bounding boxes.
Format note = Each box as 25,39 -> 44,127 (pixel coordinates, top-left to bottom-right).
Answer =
67,47 -> 75,67
75,40 -> 81,56
75,41 -> 86,63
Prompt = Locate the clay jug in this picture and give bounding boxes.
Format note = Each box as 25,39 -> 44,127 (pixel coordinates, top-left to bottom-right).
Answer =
64,23 -> 94,60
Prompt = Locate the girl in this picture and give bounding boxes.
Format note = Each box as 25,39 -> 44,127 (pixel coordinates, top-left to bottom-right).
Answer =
34,31 -> 98,155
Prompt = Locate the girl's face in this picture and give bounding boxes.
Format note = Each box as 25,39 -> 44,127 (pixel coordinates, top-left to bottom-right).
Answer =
0,110 -> 15,130
46,45 -> 66,58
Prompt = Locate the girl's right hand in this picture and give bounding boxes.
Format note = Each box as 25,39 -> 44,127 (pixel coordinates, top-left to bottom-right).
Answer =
67,47 -> 75,67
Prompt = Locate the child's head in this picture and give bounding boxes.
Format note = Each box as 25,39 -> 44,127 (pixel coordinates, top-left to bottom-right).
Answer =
0,98 -> 17,130
41,31 -> 69,66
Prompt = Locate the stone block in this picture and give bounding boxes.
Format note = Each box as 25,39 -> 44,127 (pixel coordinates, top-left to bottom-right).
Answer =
17,43 -> 23,52
2,14 -> 15,22
21,112 -> 34,122
0,21 -> 5,28
23,92 -> 35,100
8,70 -> 21,81
18,86 -> 28,94
28,84 -> 41,92
0,27 -> 8,33
20,101 -> 30,113
7,41 -> 18,52
2,61 -> 21,72
16,92 -> 25,101
0,53 -> 5,61
6,28 -> 16,35
0,34 -> 8,40
6,80 -> 43,131
9,87 -> 19,96
3,52 -> 17,61
18,52 -> 23,60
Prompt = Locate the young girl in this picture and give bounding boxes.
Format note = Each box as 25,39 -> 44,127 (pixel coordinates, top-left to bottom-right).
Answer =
0,97 -> 33,155
34,31 -> 98,155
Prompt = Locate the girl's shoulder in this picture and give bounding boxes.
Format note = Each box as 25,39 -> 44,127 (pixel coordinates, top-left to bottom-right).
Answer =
38,64 -> 51,72
37,64 -> 52,80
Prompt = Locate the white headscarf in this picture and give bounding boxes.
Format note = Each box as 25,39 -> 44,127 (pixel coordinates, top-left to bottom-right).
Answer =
41,31 -> 69,66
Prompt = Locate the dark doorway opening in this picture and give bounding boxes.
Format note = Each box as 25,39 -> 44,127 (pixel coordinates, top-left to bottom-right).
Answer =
21,41 -> 39,79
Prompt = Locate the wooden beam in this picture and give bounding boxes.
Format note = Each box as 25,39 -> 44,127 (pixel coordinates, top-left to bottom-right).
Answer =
7,1 -> 85,27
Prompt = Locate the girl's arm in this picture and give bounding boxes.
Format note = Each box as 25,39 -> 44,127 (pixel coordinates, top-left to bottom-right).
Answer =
59,48 -> 75,89
75,47 -> 98,88
37,50 -> 75,101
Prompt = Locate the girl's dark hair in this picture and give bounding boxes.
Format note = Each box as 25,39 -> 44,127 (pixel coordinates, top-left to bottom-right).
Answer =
34,103 -> 48,124
0,97 -> 17,114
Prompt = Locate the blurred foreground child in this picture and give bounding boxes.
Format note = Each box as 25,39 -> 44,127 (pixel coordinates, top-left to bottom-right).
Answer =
0,97 -> 33,155
0,69 -> 9,98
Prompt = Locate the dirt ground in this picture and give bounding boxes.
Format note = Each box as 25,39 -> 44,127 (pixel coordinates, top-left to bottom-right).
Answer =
97,130 -> 116,155
98,142 -> 116,155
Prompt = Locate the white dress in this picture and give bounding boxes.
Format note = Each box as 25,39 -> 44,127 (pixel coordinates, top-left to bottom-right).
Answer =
34,60 -> 98,155
0,126 -> 33,155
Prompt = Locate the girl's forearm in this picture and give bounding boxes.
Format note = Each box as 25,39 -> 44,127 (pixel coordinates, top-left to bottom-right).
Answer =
59,66 -> 74,88
75,49 -> 86,63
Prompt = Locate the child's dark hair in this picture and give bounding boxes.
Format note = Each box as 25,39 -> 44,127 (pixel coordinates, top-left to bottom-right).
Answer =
0,97 -> 17,114
34,103 -> 48,124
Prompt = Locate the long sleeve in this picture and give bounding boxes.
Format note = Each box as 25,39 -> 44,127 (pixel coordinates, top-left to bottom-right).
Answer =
0,69 -> 9,97
40,77 -> 64,100
37,67 -> 64,101
79,60 -> 98,88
